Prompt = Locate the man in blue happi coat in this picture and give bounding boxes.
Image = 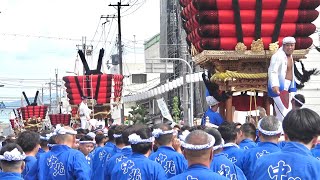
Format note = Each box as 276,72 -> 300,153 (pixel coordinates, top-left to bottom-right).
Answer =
104,125 -> 133,180
0,143 -> 26,180
91,125 -> 117,179
25,126 -> 91,180
16,130 -> 40,178
311,143 -> 320,160
78,135 -> 95,167
168,130 -> 228,180
218,122 -> 245,167
237,123 -> 257,150
36,131 -> 52,159
205,128 -> 247,180
111,124 -> 167,180
253,108 -> 320,180
240,116 -> 281,180
149,123 -> 187,178
201,93 -> 225,126
89,133 -> 107,159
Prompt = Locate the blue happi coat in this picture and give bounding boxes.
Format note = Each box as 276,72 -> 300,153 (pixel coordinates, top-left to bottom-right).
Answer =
25,144 -> 91,180
201,108 -> 225,126
111,153 -> 167,180
91,142 -> 117,180
168,164 -> 228,180
222,143 -> 245,167
89,146 -> 102,159
277,141 -> 287,149
211,152 -> 247,180
0,172 -> 23,180
311,144 -> 320,160
36,148 -> 46,159
22,156 -> 37,178
240,142 -> 280,180
253,142 -> 320,180
104,146 -> 133,180
239,139 -> 257,150
149,146 -> 187,178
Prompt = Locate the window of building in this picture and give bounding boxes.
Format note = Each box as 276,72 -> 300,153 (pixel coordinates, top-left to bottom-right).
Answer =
132,74 -> 147,84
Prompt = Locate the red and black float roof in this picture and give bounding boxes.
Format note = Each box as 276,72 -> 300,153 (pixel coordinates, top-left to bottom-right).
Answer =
18,91 -> 48,120
181,0 -> 320,52
63,48 -> 124,105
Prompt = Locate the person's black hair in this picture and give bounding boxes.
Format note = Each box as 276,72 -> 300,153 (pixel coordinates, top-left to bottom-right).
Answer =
204,128 -> 222,146
153,123 -> 173,146
218,122 -> 237,143
181,125 -> 190,132
76,134 -> 85,140
39,131 -> 51,148
190,125 -> 206,132
16,131 -> 40,153
283,108 -> 320,144
80,135 -> 93,142
2,138 -> 16,147
95,134 -> 106,145
122,125 -> 133,146
108,118 -> 114,123
240,123 -> 256,140
76,128 -> 87,135
0,143 -> 24,167
107,125 -> 117,142
293,94 -> 305,108
48,135 -> 56,150
130,125 -> 152,154
114,125 -> 127,145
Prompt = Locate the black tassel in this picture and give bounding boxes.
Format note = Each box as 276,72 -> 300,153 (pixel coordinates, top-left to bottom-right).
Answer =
202,72 -> 231,102
294,61 -> 320,89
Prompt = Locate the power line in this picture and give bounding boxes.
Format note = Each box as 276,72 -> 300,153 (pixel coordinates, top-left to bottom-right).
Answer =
0,33 -> 110,43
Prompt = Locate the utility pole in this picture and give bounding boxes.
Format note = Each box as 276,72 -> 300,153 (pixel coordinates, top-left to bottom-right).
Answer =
109,1 -> 129,124
76,36 -> 93,75
49,79 -> 52,113
55,68 -> 59,113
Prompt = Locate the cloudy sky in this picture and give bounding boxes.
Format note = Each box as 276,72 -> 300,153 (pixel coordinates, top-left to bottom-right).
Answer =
0,0 -> 160,100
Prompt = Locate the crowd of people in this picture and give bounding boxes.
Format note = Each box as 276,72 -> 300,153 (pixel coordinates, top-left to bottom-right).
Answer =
0,107 -> 319,179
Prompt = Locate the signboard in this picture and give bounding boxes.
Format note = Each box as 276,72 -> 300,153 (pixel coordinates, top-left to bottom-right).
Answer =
157,98 -> 173,121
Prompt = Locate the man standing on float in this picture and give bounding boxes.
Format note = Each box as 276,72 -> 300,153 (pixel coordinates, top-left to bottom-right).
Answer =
268,37 -> 297,121
79,96 -> 92,129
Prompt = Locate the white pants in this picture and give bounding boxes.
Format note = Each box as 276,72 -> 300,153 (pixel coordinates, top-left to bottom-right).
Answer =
272,80 -> 294,122
80,118 -> 88,129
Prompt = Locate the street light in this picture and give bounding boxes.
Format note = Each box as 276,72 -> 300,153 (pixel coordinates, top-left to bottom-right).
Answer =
147,58 -> 194,126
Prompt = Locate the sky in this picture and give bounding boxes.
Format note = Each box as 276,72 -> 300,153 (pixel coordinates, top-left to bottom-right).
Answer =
0,0 -> 160,101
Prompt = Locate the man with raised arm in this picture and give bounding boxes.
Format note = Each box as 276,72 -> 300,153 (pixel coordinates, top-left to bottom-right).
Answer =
268,36 -> 297,121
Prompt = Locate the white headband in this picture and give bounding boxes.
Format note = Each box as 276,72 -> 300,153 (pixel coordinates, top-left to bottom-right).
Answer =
40,133 -> 54,141
113,134 -> 122,138
257,119 -> 282,136
128,133 -> 154,144
54,127 -> 77,135
152,129 -> 174,138
223,143 -> 240,148
181,134 -> 215,150
292,96 -> 304,106
0,148 -> 26,161
212,138 -> 225,151
178,130 -> 190,142
79,141 -> 96,144
47,144 -> 57,148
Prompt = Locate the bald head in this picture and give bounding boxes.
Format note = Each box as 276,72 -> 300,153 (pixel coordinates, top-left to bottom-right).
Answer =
183,130 -> 214,166
185,130 -> 212,146
55,126 -> 76,147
